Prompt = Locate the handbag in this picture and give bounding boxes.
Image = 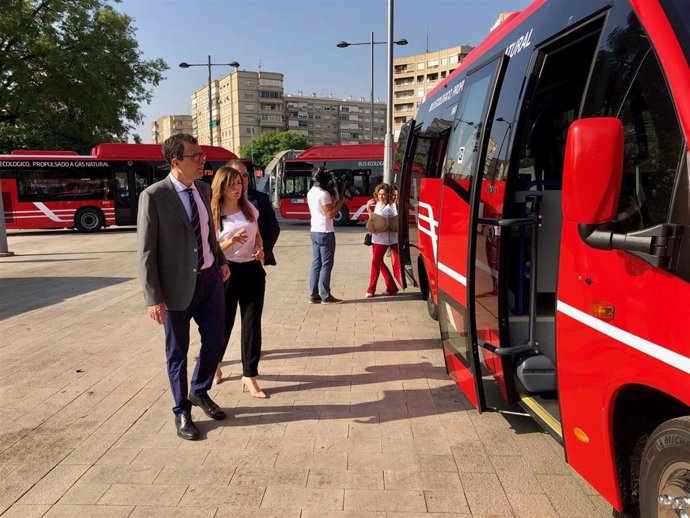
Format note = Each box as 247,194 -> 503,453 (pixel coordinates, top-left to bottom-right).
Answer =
363,233 -> 372,246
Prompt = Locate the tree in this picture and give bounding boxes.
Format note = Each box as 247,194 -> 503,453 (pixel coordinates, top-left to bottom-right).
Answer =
239,131 -> 310,169
0,0 -> 167,153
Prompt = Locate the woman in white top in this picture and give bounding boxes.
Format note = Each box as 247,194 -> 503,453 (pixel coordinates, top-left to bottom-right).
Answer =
210,166 -> 268,398
365,182 -> 399,297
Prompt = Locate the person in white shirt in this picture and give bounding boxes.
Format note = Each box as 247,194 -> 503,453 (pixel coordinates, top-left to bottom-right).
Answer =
211,166 -> 268,398
388,183 -> 401,282
365,182 -> 399,297
307,167 -> 345,304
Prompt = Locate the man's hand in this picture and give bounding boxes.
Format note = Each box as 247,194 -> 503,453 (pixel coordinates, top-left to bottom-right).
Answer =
251,246 -> 265,261
148,303 -> 166,325
220,264 -> 230,281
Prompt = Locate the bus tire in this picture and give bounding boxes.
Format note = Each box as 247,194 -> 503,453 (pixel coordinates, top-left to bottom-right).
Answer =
426,271 -> 439,321
75,207 -> 104,232
334,206 -> 349,226
639,417 -> 690,518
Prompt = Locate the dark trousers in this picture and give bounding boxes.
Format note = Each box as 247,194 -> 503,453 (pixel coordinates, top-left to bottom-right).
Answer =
221,260 -> 266,378
163,267 -> 225,415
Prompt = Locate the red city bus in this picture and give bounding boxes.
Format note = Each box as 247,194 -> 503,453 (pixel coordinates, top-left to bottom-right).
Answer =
0,143 -> 242,231
395,0 -> 690,515
277,144 -> 384,225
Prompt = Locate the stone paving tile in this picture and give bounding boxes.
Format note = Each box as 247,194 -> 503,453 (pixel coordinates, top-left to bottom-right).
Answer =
155,465 -> 236,485
301,512 -> 386,518
425,489 -> 471,514
17,464 -> 90,505
343,489 -> 427,513
460,472 -> 514,516
1,504 -> 52,517
98,482 -> 187,506
536,474 -> 600,517
58,480 -> 110,504
307,468 -> 384,489
348,451 -> 420,471
230,467 -> 308,487
43,505 -> 134,517
275,450 -> 348,470
95,447 -> 142,465
131,447 -> 210,467
202,449 -> 278,468
81,463 -> 163,484
451,440 -> 496,473
384,470 -> 463,490
260,486 -> 344,510
508,492 -> 559,517
215,509 -> 301,518
129,507 -> 218,517
179,485 -> 265,508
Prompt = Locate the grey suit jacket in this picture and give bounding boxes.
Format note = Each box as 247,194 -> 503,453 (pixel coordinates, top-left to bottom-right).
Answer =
137,177 -> 227,311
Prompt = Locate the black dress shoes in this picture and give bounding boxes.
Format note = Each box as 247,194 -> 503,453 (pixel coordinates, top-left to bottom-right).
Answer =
189,393 -> 227,420
175,412 -> 200,440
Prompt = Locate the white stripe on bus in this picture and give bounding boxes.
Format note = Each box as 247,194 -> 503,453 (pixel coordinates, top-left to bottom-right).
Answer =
557,300 -> 690,375
438,261 -> 467,286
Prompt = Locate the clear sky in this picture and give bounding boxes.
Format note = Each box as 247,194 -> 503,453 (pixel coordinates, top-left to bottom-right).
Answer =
116,0 -> 532,142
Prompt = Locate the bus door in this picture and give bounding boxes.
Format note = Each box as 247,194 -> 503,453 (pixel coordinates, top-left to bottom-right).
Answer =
437,53 -> 508,411
394,119 -> 416,288
113,164 -> 150,225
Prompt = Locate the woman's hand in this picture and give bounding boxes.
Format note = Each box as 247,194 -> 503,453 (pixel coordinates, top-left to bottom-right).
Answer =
231,228 -> 248,245
366,199 -> 376,213
252,245 -> 265,261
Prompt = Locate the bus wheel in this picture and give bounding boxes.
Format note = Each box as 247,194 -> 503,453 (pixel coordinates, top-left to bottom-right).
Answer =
334,206 -> 349,226
426,272 -> 439,321
639,417 -> 690,518
75,208 -> 104,232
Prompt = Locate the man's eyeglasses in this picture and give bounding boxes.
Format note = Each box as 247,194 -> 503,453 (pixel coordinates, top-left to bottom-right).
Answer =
181,152 -> 206,163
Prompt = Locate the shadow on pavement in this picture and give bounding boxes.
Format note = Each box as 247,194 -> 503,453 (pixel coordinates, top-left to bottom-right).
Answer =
0,276 -> 132,320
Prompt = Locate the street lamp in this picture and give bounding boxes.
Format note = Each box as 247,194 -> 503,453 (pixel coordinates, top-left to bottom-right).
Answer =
336,33 -> 407,144
179,56 -> 240,146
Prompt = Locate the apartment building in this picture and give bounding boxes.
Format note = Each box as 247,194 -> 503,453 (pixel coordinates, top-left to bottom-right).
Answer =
392,45 -> 474,139
151,115 -> 193,145
190,70 -> 285,153
284,94 -> 386,146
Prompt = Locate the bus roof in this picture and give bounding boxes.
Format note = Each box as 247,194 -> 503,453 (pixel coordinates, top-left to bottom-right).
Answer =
91,143 -> 238,161
11,150 -> 79,156
297,144 -> 384,161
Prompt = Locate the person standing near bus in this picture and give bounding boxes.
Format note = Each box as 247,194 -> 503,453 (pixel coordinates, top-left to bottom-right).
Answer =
365,182 -> 399,297
211,166 -> 268,398
226,159 -> 281,266
308,166 -> 344,304
137,133 -> 230,441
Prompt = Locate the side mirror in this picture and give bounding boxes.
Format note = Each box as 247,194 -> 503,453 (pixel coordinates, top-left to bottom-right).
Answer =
562,118 -> 624,224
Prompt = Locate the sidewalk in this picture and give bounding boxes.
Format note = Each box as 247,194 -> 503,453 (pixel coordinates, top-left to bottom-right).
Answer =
0,223 -> 611,517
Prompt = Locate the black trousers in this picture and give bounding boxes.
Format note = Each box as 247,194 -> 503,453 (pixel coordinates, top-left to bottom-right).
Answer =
221,260 -> 266,377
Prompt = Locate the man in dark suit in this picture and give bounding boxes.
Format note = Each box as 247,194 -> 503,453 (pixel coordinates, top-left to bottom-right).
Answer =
137,133 -> 231,440
227,159 -> 280,265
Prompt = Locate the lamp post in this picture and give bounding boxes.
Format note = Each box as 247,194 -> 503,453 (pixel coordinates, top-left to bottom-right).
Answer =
179,56 -> 240,146
336,33 -> 407,144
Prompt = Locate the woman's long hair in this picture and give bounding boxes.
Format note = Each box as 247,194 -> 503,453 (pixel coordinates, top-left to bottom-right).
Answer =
211,166 -> 255,231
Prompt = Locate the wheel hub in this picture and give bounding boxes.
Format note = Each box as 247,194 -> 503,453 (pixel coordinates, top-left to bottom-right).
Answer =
659,466 -> 690,518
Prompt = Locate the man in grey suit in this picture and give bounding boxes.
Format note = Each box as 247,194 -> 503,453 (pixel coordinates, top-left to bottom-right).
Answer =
138,133 -> 231,440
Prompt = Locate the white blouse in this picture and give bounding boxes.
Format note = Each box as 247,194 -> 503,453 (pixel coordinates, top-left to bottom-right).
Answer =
371,203 -> 396,246
217,204 -> 260,263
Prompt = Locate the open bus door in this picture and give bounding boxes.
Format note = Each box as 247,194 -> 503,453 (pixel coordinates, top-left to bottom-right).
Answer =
394,119 -> 416,289
437,53 -> 509,411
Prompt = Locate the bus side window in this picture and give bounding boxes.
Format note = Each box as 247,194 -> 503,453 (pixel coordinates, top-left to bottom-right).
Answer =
583,13 -> 683,235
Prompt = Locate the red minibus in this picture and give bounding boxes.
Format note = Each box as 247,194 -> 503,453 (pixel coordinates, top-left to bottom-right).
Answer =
395,0 -> 690,515
0,143 -> 243,231
277,144 -> 384,225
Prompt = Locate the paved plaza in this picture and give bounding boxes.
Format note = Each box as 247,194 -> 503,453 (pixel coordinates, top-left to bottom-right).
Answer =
1,222 -> 612,517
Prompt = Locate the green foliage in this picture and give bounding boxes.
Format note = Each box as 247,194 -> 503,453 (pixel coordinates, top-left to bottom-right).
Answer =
239,131 -> 309,169
0,0 -> 168,153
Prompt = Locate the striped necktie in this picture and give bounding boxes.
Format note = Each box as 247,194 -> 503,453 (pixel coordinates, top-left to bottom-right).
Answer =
184,188 -> 204,271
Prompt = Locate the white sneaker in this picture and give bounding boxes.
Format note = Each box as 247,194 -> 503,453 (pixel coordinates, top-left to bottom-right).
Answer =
365,292 -> 374,298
